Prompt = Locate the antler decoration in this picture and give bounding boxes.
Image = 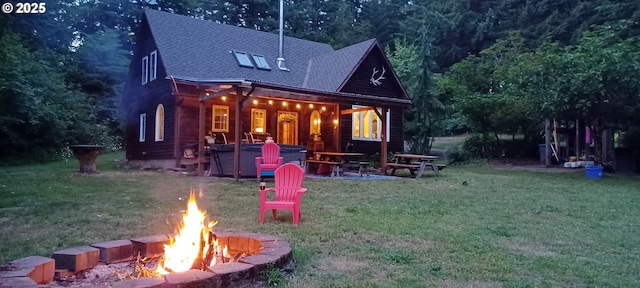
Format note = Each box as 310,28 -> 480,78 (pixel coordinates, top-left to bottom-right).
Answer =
370,66 -> 386,86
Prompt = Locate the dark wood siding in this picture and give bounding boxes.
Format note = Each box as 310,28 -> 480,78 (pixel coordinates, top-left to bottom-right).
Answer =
336,45 -> 407,154
124,16 -> 175,160
173,95 -> 339,156
339,48 -> 406,99
240,100 -> 337,148
176,96 -> 238,149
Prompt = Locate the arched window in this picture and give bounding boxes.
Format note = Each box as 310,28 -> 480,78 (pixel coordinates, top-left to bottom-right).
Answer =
155,104 -> 164,141
309,110 -> 321,136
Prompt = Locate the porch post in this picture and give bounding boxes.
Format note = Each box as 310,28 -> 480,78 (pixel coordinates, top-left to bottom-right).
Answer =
198,101 -> 206,176
174,104 -> 182,168
381,107 -> 388,174
334,103 -> 341,152
233,88 -> 243,180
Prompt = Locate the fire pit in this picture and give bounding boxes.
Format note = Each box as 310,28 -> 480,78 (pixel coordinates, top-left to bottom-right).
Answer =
0,192 -> 292,287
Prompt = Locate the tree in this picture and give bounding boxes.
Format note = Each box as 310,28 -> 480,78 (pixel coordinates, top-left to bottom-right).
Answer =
502,21 -> 640,164
388,19 -> 444,154
0,30 -> 108,161
436,33 -> 541,157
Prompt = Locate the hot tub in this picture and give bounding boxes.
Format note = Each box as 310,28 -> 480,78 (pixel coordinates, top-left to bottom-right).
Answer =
209,144 -> 306,177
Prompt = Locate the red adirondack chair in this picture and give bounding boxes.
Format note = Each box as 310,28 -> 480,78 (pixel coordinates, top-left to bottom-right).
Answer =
255,142 -> 283,180
259,163 -> 307,225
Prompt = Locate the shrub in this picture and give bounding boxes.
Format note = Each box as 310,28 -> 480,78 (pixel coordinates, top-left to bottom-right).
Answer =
462,134 -> 496,158
445,144 -> 468,164
462,134 -> 540,159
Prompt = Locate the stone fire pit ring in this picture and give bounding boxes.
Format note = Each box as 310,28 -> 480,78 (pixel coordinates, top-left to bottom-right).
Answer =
0,232 -> 292,288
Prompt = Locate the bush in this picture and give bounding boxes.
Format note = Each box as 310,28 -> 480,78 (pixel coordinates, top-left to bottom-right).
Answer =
445,144 -> 469,164
462,134 -> 540,159
462,134 -> 496,158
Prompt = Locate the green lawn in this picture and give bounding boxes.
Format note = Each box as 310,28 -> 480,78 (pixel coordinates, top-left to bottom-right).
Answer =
1,152 -> 639,287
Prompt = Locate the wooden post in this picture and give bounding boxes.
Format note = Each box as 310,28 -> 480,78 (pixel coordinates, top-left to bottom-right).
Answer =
334,103 -> 340,152
174,104 -> 182,168
381,107 -> 388,174
198,101 -> 206,176
602,128 -> 610,164
545,119 -> 551,167
234,88 -> 243,180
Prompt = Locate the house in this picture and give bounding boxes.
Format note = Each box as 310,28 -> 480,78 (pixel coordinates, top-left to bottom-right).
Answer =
123,8 -> 411,178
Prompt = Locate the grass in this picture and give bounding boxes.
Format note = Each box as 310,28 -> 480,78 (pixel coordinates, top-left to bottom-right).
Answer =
431,135 -> 468,150
1,152 -> 639,287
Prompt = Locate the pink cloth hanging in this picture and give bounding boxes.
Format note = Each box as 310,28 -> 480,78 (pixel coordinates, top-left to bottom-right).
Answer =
585,127 -> 591,144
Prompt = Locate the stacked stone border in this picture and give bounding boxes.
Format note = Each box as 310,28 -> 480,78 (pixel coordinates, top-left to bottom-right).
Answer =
0,232 -> 292,288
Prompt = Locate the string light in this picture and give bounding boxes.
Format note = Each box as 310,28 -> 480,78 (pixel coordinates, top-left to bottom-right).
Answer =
309,103 -> 314,108
282,101 -> 288,107
268,100 -> 274,105
321,106 -> 326,111
221,96 -> 227,101
253,99 -> 258,105
296,104 -> 301,109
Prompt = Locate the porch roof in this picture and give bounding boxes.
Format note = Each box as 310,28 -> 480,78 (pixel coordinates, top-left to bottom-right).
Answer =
169,76 -> 412,108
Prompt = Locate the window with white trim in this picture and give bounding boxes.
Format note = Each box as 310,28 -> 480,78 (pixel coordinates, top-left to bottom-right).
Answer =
351,106 -> 390,142
212,105 -> 229,132
139,113 -> 146,142
251,108 -> 266,134
150,50 -> 157,81
155,104 -> 164,141
141,56 -> 149,85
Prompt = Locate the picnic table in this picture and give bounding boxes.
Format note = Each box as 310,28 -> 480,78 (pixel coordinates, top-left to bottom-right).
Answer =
306,152 -> 368,177
387,154 -> 442,179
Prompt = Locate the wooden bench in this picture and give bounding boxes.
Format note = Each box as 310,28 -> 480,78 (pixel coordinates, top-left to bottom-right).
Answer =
342,161 -> 372,176
305,159 -> 342,177
386,163 -> 421,176
357,161 -> 371,176
410,162 -> 447,171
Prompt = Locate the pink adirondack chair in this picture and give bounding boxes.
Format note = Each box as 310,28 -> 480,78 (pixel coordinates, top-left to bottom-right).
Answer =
259,163 -> 307,225
255,142 -> 283,180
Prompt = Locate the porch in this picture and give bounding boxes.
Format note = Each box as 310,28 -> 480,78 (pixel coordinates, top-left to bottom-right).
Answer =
172,79 -> 409,179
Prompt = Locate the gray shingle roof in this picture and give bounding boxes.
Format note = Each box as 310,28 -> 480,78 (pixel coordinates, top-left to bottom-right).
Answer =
145,8 -> 358,90
304,39 -> 375,91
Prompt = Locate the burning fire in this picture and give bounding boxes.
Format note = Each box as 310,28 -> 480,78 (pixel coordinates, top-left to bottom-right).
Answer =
156,191 -> 229,274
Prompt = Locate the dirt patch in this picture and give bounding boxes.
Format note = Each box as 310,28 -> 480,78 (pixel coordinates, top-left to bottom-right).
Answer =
316,256 -> 370,273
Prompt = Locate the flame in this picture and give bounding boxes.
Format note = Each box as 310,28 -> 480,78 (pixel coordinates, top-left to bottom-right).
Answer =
156,191 -> 227,274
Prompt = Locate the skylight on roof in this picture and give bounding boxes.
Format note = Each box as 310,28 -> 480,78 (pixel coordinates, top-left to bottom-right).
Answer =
233,51 -> 254,68
251,54 -> 271,70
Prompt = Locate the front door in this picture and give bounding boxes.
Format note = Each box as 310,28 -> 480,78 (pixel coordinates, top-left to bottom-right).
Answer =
277,111 -> 298,145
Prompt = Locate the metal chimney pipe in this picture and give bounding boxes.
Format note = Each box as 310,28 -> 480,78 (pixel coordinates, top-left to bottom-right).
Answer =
276,0 -> 288,71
